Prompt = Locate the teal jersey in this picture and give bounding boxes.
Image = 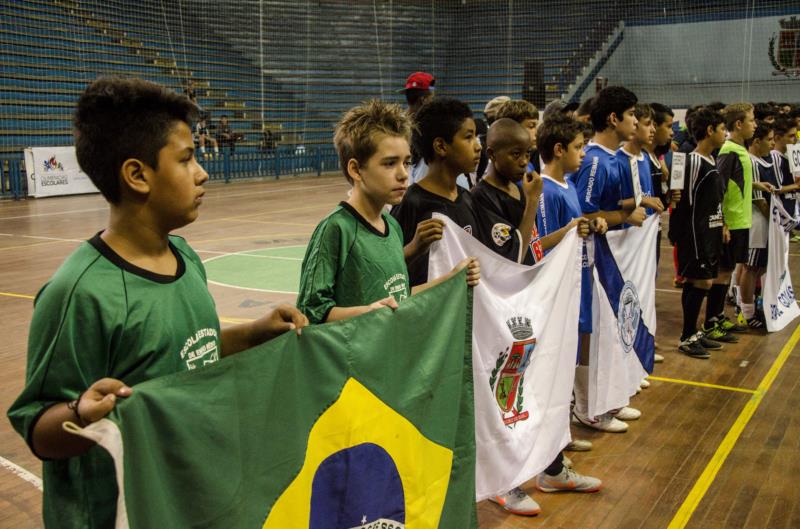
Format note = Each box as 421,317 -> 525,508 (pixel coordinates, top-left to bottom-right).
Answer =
7,233 -> 221,529
297,202 -> 410,324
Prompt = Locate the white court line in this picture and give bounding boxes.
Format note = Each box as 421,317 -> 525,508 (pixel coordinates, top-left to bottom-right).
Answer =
199,245 -> 306,264
656,288 -> 681,294
0,233 -> 83,243
207,279 -> 298,295
0,455 -> 42,491
202,181 -> 344,201
0,207 -> 107,221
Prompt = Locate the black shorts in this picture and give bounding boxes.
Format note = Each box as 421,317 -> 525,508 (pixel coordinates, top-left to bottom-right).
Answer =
678,250 -> 719,280
720,228 -> 749,270
746,247 -> 768,269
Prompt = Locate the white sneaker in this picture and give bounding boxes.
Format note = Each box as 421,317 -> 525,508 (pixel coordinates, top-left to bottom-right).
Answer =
565,439 -> 593,451
640,378 -> 651,389
535,466 -> 602,493
612,406 -> 641,421
654,353 -> 664,363
572,411 -> 629,433
563,454 -> 573,468
489,487 -> 541,516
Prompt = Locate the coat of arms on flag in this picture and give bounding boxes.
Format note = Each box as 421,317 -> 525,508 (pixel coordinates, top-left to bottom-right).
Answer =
489,317 -> 535,427
769,16 -> 800,77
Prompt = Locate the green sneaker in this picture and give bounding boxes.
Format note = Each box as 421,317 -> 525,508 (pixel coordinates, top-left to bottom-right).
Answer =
717,315 -> 748,334
791,233 -> 800,243
702,322 -> 739,343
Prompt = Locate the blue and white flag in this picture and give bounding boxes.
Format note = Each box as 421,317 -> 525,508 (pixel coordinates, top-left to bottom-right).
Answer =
588,215 -> 658,418
763,196 -> 800,332
428,214 -> 582,501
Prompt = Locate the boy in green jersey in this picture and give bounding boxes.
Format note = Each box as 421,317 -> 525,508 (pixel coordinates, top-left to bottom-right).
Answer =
297,100 -> 479,323
7,77 -> 307,529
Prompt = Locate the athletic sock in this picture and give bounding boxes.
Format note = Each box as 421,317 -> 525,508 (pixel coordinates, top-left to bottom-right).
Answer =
681,284 -> 707,341
741,302 -> 755,319
706,283 -> 728,323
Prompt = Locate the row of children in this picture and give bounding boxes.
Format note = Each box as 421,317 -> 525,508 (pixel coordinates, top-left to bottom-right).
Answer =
9,74 -> 798,526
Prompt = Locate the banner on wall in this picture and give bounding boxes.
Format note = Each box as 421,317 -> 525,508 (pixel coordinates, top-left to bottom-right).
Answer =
23,146 -> 99,198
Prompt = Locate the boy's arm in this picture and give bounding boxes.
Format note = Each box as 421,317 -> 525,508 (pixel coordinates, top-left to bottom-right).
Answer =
516,171 -> 543,252
402,218 -> 443,264
411,257 -> 480,294
539,218 -> 586,250
573,155 -> 638,227
30,378 -> 132,459
220,304 -> 308,356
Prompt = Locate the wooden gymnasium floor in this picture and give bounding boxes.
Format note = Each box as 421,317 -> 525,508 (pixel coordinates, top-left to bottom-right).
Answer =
1,174 -> 800,529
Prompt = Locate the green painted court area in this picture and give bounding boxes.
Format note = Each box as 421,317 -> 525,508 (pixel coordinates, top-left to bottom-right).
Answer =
204,246 -> 307,293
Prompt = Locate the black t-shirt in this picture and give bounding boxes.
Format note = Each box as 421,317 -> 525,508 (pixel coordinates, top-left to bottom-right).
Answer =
471,179 -> 526,227
391,183 -> 525,286
646,151 -> 667,204
668,152 -> 724,259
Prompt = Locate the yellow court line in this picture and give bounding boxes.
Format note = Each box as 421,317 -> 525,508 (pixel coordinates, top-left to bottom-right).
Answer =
0,291 -> 35,300
219,316 -> 255,324
668,324 -> 800,529
648,376 -> 757,395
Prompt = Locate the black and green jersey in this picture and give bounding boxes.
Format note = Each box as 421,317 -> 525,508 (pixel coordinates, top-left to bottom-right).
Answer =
718,140 -> 753,230
7,233 -> 221,529
297,202 -> 410,324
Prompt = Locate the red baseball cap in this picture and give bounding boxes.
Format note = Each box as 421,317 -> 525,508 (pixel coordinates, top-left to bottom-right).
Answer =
402,72 -> 435,91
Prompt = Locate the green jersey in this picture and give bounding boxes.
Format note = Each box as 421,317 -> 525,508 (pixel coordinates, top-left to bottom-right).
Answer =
718,140 -> 753,230
297,202 -> 410,324
7,233 -> 221,529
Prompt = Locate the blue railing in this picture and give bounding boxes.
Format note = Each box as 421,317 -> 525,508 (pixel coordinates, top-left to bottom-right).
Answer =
0,147 -> 338,199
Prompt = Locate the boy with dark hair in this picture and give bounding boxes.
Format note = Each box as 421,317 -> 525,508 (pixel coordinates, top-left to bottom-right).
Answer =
715,103 -> 773,330
571,85 -> 645,432
669,108 -> 730,358
649,103 -> 674,202
736,121 -> 778,328
7,77 -> 308,529
392,97 -> 532,287
771,116 -> 800,217
575,86 -> 646,231
617,104 -> 665,218
296,100 -> 478,324
392,98 -> 540,516
470,118 -> 540,255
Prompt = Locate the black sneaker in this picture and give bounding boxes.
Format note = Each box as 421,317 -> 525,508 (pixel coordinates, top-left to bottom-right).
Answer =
679,335 -> 711,359
697,332 -> 722,350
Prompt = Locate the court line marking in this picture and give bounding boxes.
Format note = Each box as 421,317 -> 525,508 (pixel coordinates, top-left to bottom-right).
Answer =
190,231 -> 308,244
219,316 -> 255,324
667,323 -> 800,529
207,279 -> 298,295
0,291 -> 35,300
0,233 -> 83,243
0,456 -> 42,491
0,206 -> 107,221
656,288 -> 681,294
648,376 -> 757,395
0,239 -> 77,252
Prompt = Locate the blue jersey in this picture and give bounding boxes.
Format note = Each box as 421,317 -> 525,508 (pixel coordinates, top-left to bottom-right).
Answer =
617,147 -> 655,215
537,176 -> 582,245
574,142 -> 623,214
537,175 -> 592,334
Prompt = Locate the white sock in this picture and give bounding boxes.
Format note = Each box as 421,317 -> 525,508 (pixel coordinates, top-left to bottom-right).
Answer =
741,303 -> 755,319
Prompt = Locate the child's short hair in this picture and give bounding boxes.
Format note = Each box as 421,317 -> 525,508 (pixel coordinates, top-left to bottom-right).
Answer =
405,89 -> 429,107
413,97 -> 473,164
537,113 -> 584,164
650,103 -> 674,125
707,101 -> 726,112
576,97 -> 594,119
495,99 -> 539,123
589,86 -> 638,132
754,102 -> 777,121
333,99 -> 413,184
722,102 -> 754,131
772,115 -> 796,136
634,103 -> 654,122
74,77 -> 198,203
752,120 -> 773,142
689,108 -> 724,142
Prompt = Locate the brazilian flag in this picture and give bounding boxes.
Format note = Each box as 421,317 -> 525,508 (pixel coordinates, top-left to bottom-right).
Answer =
72,272 -> 477,529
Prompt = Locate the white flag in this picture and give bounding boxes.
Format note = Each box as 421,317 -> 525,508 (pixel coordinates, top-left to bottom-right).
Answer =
763,196 -> 800,332
428,214 -> 582,501
588,215 -> 658,418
